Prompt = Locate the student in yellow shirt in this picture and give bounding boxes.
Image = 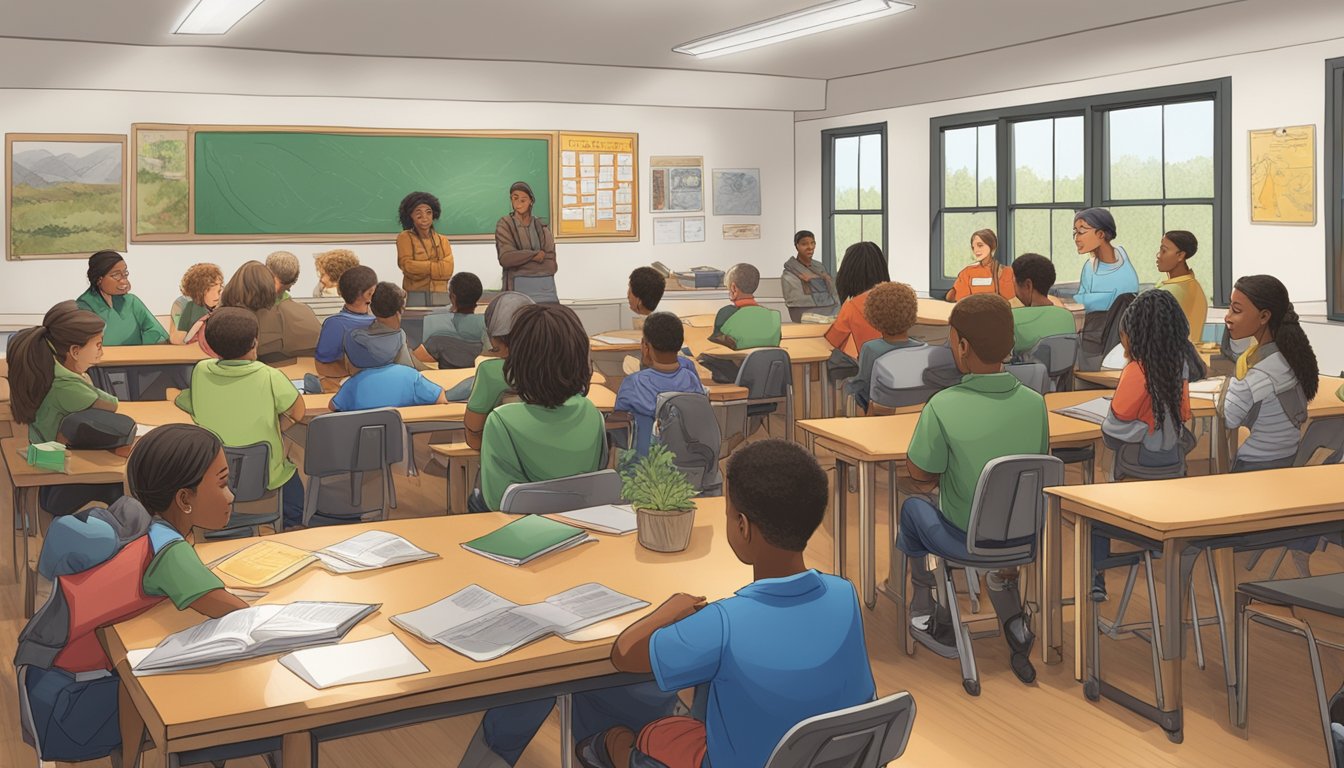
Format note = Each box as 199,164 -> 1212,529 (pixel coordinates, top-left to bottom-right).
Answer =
1154,230 -> 1208,344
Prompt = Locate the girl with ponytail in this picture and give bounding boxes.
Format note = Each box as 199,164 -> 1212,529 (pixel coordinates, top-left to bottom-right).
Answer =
9,301 -> 118,444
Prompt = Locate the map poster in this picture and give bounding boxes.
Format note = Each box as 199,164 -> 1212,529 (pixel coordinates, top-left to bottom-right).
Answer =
1249,125 -> 1315,225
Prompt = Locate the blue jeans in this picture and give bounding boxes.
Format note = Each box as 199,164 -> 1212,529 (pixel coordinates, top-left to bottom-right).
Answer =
896,496 -> 969,560
480,682 -> 680,765
281,472 -> 305,529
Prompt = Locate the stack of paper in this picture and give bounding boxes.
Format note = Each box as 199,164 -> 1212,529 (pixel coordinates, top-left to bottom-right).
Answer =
591,334 -> 634,346
461,515 -> 594,566
1051,397 -> 1113,425
547,505 -> 638,536
1189,377 -> 1226,400
392,583 -> 647,661
132,601 -> 379,675
279,634 -> 428,689
213,532 -> 437,586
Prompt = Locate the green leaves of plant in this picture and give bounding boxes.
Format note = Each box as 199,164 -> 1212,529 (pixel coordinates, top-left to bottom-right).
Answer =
620,443 -> 696,512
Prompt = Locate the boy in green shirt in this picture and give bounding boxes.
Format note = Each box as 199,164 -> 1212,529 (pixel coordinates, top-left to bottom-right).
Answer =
1010,253 -> 1076,355
900,294 -> 1049,684
174,308 -> 308,529
463,291 -> 535,450
707,263 -> 781,349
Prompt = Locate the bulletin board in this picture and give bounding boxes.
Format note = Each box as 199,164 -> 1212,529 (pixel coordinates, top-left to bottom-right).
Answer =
556,131 -> 639,241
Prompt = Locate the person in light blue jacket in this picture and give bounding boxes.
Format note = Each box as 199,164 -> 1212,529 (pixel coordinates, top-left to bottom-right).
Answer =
1072,207 -> 1139,312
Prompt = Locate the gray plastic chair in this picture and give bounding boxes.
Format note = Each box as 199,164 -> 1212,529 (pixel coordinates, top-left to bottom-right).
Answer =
498,469 -> 624,515
892,455 -> 1064,695
1005,362 -> 1049,395
1026,333 -> 1078,392
203,442 -> 282,540
733,348 -> 794,440
869,343 -> 954,411
302,409 -> 403,525
654,392 -> 723,496
762,691 -> 917,768
1242,416 -> 1344,577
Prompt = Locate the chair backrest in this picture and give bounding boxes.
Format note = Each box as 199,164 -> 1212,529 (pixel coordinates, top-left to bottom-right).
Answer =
223,442 -> 271,504
654,392 -> 723,495
1078,292 -> 1136,371
1295,416 -> 1344,466
964,455 -> 1064,560
762,692 -> 917,768
499,469 -> 624,515
302,408 -> 405,523
1005,362 -> 1049,395
1027,334 -> 1078,391
870,343 -> 953,409
736,347 -> 792,401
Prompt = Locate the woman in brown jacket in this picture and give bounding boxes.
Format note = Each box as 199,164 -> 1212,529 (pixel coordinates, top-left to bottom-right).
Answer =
396,191 -> 454,301
494,181 -> 558,303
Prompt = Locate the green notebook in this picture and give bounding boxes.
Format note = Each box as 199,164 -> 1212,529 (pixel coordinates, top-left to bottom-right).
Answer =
461,515 -> 593,567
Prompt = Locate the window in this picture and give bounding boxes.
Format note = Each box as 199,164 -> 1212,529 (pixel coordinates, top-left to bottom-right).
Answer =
931,79 -> 1231,305
1328,57 -> 1344,321
822,123 -> 886,273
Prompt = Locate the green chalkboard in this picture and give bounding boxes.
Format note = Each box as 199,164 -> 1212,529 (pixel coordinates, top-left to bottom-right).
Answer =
193,131 -> 551,237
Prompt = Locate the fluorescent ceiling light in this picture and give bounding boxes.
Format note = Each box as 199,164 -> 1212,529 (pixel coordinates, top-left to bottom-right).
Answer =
174,0 -> 267,35
674,0 -> 913,59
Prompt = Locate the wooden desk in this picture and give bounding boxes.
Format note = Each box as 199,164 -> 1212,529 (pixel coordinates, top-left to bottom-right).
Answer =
796,390 -> 1108,610
1043,466 -> 1344,743
915,298 -> 954,326
98,345 -> 210,366
101,501 -> 749,768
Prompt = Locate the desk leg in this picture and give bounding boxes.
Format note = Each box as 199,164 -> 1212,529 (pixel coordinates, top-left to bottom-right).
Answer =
282,731 -> 315,768
1042,495 -> 1064,666
821,362 -> 833,418
1074,516 -> 1095,684
11,486 -> 22,580
559,693 -> 574,768
833,460 -> 848,578
858,461 -> 875,609
1155,538 -> 1187,742
1211,547 -> 1238,711
802,363 -> 813,423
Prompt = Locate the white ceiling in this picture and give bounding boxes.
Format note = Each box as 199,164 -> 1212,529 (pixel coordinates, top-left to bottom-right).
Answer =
0,0 -> 1234,80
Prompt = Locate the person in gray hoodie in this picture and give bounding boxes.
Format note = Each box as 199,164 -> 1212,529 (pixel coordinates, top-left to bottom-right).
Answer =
781,229 -> 839,322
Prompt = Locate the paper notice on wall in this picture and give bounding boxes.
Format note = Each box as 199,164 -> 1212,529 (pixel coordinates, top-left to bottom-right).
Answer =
653,218 -> 683,245
561,151 -> 577,166
683,216 -> 705,243
562,195 -> 578,205
562,208 -> 585,221
722,223 -> 761,240
596,190 -> 614,209
615,204 -> 632,214
583,208 -> 597,228
615,185 -> 632,205
562,166 -> 576,178
580,153 -> 595,166
599,153 -> 614,165
597,209 -> 614,221
617,166 -> 633,182
580,165 -> 596,178
562,180 -> 578,195
616,214 -> 633,231
598,166 -> 614,184
581,179 -> 596,195
617,153 -> 633,166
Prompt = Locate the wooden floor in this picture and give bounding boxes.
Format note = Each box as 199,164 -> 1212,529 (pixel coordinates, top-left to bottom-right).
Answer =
2,426 -> 1341,767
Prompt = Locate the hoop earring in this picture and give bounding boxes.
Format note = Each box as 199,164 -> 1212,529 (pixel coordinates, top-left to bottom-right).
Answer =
183,505 -> 192,516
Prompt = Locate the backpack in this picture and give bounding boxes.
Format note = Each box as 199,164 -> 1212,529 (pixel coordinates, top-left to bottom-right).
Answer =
654,392 -> 723,496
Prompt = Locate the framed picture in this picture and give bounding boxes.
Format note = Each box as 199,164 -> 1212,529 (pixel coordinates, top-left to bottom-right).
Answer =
6,133 -> 127,259
132,124 -> 190,240
1248,124 -> 1315,225
712,168 -> 762,216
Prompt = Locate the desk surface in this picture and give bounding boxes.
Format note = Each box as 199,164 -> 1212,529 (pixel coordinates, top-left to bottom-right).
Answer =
1074,373 -> 1344,418
1046,464 -> 1344,539
797,390 -> 1109,463
98,344 -> 211,366
102,501 -> 749,745
1,436 -> 127,488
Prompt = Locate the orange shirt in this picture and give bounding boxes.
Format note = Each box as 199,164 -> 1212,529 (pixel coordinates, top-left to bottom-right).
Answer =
1111,361 -> 1192,432
947,263 -> 1016,302
824,290 -> 881,358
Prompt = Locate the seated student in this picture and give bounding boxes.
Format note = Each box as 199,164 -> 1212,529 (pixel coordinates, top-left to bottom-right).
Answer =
945,228 -> 1016,303
313,248 -> 359,299
782,229 -> 840,322
415,272 -> 488,369
824,241 -> 891,374
174,308 -> 307,530
1010,253 -> 1076,356
706,264 -> 781,349
898,294 -> 1048,684
344,282 -> 426,372
75,251 -> 168,346
15,423 -> 246,768
1155,230 -> 1208,345
576,439 -> 876,768
314,265 -> 378,388
265,250 -> 302,303
9,301 -> 128,515
1092,290 -> 1197,599
846,281 -> 919,413
221,260 -> 320,363
463,291 -> 535,449
628,266 -> 666,318
614,312 -> 707,456
170,263 -> 223,345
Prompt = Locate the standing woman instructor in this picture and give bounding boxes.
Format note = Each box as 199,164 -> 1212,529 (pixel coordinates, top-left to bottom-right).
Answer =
396,191 -> 454,305
495,181 -> 558,304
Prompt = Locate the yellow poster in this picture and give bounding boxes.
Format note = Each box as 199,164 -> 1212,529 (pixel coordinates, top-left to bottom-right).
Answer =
1249,125 -> 1315,224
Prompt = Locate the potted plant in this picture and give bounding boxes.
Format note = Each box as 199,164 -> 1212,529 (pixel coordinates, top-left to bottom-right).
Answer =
621,443 -> 697,553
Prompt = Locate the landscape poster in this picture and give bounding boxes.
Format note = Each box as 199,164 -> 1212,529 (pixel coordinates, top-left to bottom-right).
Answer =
7,134 -> 126,259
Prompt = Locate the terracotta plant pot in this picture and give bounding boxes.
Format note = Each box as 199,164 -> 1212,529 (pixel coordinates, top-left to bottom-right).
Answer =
636,507 -> 696,553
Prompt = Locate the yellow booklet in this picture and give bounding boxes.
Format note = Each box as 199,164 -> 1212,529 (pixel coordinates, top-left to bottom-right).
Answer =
213,541 -> 318,587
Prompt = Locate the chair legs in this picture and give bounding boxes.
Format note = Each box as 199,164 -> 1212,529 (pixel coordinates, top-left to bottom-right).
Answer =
932,556 -> 981,696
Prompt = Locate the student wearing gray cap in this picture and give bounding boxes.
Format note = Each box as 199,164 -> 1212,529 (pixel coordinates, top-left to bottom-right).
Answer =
462,291 -> 535,450
494,180 -> 558,303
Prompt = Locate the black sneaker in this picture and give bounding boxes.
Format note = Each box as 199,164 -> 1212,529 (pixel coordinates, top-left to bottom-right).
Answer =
910,606 -> 960,658
1004,614 -> 1037,684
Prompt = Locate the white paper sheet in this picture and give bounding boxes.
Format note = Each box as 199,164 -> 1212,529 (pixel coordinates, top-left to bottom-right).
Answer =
654,218 -> 683,245
562,208 -> 585,221
682,216 -> 705,243
279,634 -> 427,689
561,151 -> 577,166
616,214 -> 633,232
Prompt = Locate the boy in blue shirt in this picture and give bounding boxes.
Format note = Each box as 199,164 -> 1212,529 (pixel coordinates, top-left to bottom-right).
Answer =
313,265 -> 377,390
614,312 -> 706,456
331,283 -> 446,411
577,439 -> 876,768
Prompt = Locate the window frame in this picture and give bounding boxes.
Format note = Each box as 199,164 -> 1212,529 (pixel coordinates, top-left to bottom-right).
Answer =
1327,57 -> 1344,321
930,77 -> 1232,304
821,122 -> 888,274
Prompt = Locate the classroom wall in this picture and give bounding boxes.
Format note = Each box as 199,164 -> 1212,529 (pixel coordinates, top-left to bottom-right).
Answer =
794,31 -> 1344,369
0,39 -> 810,316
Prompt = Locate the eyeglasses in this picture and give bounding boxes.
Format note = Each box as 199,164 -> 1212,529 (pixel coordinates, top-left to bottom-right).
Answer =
1072,227 -> 1095,237
105,270 -> 130,280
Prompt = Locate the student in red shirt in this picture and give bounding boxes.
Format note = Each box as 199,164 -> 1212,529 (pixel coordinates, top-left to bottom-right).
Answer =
824,242 -> 891,369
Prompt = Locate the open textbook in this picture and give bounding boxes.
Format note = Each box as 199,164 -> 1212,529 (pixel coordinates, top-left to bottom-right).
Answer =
132,601 -> 379,675
1051,396 -> 1112,425
391,583 -> 648,662
546,504 -> 638,536
213,531 -> 436,586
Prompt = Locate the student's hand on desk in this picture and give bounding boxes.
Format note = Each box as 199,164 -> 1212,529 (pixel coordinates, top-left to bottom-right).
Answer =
654,593 -> 706,624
